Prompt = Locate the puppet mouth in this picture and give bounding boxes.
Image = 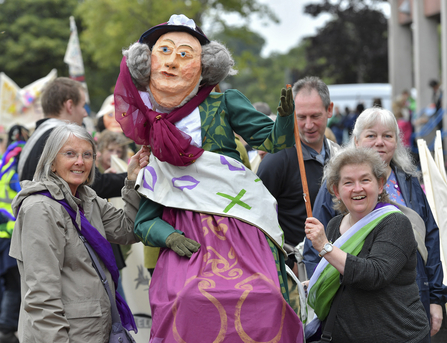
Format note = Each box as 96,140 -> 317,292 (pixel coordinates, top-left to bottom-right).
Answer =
161,71 -> 176,77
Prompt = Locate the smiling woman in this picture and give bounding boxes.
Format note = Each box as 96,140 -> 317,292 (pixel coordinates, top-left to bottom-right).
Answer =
52,135 -> 95,195
9,123 -> 151,342
304,107 -> 447,340
304,147 -> 430,343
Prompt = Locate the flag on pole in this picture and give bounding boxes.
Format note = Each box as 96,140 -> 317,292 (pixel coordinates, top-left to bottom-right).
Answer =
64,16 -> 90,103
417,132 -> 447,285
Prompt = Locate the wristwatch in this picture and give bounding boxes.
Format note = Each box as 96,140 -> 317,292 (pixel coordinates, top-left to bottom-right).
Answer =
318,242 -> 333,257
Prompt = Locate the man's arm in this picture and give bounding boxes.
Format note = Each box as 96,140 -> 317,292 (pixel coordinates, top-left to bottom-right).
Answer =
91,169 -> 127,199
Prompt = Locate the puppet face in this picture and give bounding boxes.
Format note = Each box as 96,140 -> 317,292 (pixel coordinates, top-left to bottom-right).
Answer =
149,31 -> 202,108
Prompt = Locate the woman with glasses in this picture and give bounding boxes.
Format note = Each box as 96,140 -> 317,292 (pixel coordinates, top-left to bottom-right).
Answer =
9,123 -> 149,343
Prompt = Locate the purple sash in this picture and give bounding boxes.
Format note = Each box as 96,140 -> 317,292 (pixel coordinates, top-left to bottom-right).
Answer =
37,191 -> 137,332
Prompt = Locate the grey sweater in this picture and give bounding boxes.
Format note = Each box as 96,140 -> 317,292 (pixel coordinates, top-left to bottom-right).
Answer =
325,212 -> 430,343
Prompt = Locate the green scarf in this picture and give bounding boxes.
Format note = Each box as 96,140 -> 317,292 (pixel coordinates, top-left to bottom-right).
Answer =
308,206 -> 400,320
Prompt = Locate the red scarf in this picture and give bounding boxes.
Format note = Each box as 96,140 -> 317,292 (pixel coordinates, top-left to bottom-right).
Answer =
114,56 -> 214,166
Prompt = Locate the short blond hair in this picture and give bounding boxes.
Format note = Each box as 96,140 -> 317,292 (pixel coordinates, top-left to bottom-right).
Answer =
325,147 -> 390,213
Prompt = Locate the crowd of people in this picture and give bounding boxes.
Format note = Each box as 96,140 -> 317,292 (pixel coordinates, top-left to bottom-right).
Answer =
0,12 -> 446,343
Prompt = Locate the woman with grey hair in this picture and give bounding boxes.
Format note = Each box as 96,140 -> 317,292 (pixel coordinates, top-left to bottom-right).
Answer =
303,107 -> 447,338
305,146 -> 429,342
9,123 -> 150,342
114,14 -> 304,342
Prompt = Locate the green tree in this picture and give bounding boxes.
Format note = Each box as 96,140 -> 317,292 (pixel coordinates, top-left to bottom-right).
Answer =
76,0 -> 277,71
75,0 -> 276,109
303,0 -> 388,84
0,0 -> 278,111
0,0 -> 78,87
215,26 -> 308,111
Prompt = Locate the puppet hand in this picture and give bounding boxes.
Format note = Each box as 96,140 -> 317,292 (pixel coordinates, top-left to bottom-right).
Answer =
277,87 -> 294,117
165,232 -> 201,258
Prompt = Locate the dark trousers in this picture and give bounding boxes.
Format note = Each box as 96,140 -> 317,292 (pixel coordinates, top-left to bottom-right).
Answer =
0,266 -> 20,333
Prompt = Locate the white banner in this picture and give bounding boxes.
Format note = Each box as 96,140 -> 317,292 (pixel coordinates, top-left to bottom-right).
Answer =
417,132 -> 447,285
0,69 -> 57,132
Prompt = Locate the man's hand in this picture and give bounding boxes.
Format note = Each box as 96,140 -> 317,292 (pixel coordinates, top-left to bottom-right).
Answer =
430,303 -> 443,336
277,87 -> 294,117
165,232 -> 201,258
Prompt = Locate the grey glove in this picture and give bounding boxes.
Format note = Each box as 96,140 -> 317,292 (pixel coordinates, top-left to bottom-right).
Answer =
165,232 -> 201,258
277,87 -> 294,117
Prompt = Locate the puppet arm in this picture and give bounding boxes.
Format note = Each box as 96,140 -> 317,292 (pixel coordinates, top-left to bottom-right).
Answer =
134,197 -> 182,247
226,89 -> 295,153
134,197 -> 200,258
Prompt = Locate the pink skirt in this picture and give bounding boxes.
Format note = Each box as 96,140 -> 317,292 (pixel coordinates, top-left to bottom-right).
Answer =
148,208 -> 303,342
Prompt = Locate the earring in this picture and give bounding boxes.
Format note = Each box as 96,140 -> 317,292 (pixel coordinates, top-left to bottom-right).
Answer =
378,194 -> 382,201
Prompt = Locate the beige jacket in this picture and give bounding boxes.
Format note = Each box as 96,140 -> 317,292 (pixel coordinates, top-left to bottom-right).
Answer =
10,176 -> 140,343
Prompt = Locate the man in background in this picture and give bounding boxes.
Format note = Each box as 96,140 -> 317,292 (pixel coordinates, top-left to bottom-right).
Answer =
257,76 -> 338,277
18,77 -> 126,199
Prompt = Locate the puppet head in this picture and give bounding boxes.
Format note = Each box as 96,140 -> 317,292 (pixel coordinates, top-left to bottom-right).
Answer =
124,14 -> 237,108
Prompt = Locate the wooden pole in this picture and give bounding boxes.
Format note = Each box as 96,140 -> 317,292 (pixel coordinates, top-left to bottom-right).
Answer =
288,84 -> 312,217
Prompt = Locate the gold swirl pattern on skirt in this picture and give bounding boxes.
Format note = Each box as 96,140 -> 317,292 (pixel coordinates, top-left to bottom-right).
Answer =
234,274 -> 287,343
201,214 -> 228,240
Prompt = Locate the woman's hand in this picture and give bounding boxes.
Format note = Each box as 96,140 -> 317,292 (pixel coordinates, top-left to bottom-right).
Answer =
305,217 -> 329,253
306,216 -> 348,274
127,146 -> 151,181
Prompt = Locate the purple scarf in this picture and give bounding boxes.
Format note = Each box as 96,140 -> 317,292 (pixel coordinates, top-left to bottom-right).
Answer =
114,56 -> 215,166
37,191 -> 137,332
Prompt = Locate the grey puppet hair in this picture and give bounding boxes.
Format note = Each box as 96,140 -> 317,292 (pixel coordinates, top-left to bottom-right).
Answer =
123,43 -> 151,91
201,41 -> 237,85
123,40 -> 237,89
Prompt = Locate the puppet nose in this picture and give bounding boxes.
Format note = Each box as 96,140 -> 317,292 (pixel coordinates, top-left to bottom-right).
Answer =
165,55 -> 179,69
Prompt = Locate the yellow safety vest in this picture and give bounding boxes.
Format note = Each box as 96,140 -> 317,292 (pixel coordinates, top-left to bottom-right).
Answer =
0,159 -> 18,238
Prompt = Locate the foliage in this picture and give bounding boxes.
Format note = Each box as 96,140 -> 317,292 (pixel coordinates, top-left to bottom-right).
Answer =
76,0 -> 278,71
76,0 -> 278,110
0,0 -> 78,87
226,43 -> 309,112
0,0 -> 390,114
302,0 -> 389,84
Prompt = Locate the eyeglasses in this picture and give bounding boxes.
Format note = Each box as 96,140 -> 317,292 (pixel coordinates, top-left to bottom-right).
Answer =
59,151 -> 96,161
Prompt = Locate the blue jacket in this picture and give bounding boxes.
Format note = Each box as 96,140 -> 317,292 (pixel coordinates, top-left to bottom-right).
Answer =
303,163 -> 447,318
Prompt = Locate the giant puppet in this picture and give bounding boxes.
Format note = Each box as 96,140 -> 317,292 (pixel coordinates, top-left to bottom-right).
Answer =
114,14 -> 304,342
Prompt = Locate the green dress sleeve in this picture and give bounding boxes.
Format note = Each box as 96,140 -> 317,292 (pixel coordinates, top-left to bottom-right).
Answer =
224,89 -> 295,152
134,197 -> 183,247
